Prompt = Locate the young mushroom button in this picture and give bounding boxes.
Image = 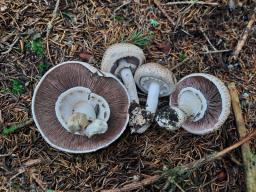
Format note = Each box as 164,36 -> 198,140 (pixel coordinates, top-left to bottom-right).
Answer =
101,43 -> 145,103
132,63 -> 176,132
155,73 -> 231,135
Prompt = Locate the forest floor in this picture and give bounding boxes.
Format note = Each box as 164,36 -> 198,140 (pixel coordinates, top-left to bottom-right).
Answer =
0,0 -> 256,191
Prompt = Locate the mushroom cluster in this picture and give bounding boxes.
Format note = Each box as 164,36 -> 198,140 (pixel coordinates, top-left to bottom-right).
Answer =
101,44 -> 176,133
100,43 -> 230,135
32,43 -> 231,153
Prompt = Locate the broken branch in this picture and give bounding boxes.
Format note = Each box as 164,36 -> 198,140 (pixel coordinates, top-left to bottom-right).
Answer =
153,0 -> 175,26
166,1 -> 219,6
46,0 -> 60,64
232,13 -> 255,60
228,83 -> 256,192
101,129 -> 256,192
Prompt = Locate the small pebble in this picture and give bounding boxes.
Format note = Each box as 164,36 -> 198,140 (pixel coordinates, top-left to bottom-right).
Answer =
0,5 -> 7,12
242,92 -> 249,99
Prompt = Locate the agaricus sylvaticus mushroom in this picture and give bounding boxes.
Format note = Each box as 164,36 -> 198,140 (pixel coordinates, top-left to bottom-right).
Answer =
155,73 -> 231,135
101,43 -> 145,103
131,63 -> 176,132
32,61 -> 130,153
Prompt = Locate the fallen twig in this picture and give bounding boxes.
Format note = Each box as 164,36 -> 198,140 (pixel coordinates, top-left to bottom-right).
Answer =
228,83 -> 256,192
9,159 -> 42,181
0,110 -> 3,124
46,0 -> 60,64
113,0 -> 131,14
170,57 -> 190,71
166,1 -> 219,6
101,175 -> 162,192
101,129 -> 256,192
1,35 -> 19,55
199,49 -> 231,54
153,0 -> 175,26
232,12 -> 255,60
200,27 -> 217,51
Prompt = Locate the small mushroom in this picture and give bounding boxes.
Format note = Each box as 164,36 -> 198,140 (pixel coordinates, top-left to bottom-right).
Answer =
101,43 -> 145,103
32,61 -> 130,153
83,119 -> 108,138
55,86 -> 110,136
132,63 -> 176,132
155,73 -> 231,134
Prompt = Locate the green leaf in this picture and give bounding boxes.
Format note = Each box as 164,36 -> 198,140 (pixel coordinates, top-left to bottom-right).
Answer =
2,125 -> 19,136
113,15 -> 124,22
0,88 -> 10,94
2,119 -> 33,136
125,31 -> 154,47
31,39 -> 44,57
63,11 -> 74,21
11,79 -> 24,95
150,19 -> 158,27
178,52 -> 187,62
38,63 -> 49,76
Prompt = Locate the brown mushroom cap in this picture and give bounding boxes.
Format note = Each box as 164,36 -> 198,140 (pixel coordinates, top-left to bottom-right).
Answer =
32,61 -> 130,153
170,73 -> 230,134
101,43 -> 145,75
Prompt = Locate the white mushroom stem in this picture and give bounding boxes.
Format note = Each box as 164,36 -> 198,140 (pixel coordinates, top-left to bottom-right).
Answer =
146,81 -> 160,113
156,87 -> 207,130
119,60 -> 139,103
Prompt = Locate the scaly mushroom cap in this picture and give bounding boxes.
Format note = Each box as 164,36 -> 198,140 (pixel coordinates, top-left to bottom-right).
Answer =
101,43 -> 145,76
32,61 -> 130,153
134,63 -> 176,97
170,73 -> 230,134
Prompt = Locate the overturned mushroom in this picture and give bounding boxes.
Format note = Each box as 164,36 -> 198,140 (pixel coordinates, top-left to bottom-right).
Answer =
55,86 -> 110,138
155,73 -> 231,134
101,43 -> 145,103
32,61 -> 130,153
131,63 -> 176,133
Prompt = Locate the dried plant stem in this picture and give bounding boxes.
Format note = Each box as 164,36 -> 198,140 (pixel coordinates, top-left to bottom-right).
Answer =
199,49 -> 231,54
1,35 -> 19,55
232,13 -> 255,60
101,175 -> 162,192
113,0 -> 131,14
102,130 -> 256,192
46,0 -> 60,64
228,83 -> 256,192
200,27 -> 217,51
153,0 -> 175,26
182,129 -> 256,172
170,57 -> 190,71
166,1 -> 219,6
